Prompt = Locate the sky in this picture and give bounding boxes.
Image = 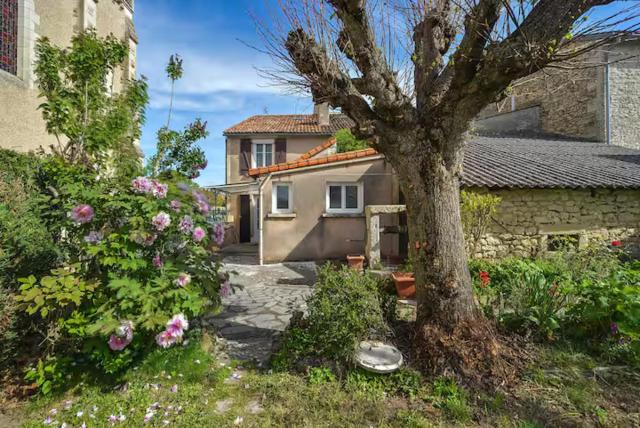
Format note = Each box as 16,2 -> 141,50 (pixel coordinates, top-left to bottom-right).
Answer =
133,1 -> 637,186
134,0 -> 311,186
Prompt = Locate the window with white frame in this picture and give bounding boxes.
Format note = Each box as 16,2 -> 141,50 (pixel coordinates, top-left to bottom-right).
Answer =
252,141 -> 274,168
325,182 -> 363,214
272,182 -> 293,214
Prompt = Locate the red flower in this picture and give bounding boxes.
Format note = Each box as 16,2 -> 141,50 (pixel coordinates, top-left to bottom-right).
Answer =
478,271 -> 490,288
611,240 -> 621,247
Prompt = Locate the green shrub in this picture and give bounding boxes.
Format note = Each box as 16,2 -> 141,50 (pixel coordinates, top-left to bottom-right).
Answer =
334,129 -> 369,153
273,265 -> 390,369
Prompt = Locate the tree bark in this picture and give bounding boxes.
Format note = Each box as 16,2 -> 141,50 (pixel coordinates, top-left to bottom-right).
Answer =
393,135 -> 510,385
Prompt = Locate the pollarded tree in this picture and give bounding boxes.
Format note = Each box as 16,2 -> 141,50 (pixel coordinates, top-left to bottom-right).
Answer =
258,0 -> 639,383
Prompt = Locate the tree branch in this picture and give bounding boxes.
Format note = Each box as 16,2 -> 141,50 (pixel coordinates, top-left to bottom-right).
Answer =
328,0 -> 412,115
285,28 -> 381,136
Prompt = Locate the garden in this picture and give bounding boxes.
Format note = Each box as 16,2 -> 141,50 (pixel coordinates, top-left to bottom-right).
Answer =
2,30 -> 640,428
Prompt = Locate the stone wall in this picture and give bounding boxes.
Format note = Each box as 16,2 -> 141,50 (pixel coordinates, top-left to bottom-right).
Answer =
469,187 -> 640,259
609,40 -> 640,150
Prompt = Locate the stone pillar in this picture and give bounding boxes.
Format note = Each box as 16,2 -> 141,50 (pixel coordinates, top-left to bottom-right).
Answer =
366,210 -> 381,266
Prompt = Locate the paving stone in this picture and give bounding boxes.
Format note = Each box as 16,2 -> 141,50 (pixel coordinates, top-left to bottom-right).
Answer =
206,256 -> 316,364
216,399 -> 234,413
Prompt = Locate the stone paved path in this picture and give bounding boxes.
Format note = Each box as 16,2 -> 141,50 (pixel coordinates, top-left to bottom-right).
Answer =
205,251 -> 316,365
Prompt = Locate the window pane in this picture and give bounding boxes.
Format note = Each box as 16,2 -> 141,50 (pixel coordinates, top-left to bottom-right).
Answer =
345,185 -> 358,209
265,149 -> 273,166
0,0 -> 19,75
276,185 -> 289,210
329,186 -> 342,209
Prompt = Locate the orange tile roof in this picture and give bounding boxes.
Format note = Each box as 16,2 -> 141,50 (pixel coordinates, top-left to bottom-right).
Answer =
224,114 -> 354,136
298,137 -> 337,160
248,147 -> 379,177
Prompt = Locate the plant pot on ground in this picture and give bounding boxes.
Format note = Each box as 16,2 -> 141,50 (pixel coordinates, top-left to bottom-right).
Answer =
346,255 -> 365,271
391,272 -> 416,299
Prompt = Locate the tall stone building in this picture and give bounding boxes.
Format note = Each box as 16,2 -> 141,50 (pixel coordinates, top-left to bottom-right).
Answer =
475,35 -> 640,150
0,0 -> 137,152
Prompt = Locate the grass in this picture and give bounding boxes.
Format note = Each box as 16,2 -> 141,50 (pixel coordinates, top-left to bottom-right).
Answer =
9,336 -> 640,427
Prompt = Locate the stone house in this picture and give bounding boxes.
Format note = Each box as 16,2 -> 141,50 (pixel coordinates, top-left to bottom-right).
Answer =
214,37 -> 640,265
0,0 -> 137,152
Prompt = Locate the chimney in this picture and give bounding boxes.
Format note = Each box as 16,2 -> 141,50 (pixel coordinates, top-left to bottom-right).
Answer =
314,102 -> 330,127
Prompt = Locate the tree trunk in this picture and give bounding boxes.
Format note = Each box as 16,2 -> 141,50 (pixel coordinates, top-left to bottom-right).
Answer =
395,139 -> 512,386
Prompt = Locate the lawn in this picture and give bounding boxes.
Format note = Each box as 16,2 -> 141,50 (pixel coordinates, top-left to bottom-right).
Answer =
6,333 -> 639,428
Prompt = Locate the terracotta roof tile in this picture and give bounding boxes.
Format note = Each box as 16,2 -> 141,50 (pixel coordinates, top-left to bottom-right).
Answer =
299,138 -> 337,160
248,147 -> 379,177
224,114 -> 354,136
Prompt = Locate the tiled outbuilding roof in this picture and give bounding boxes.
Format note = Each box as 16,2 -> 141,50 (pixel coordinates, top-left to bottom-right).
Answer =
248,147 -> 378,176
298,137 -> 337,160
462,136 -> 640,189
248,134 -> 640,189
224,114 -> 354,136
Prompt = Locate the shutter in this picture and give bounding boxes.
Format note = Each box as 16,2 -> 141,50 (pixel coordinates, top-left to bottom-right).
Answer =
275,138 -> 287,164
239,139 -> 252,175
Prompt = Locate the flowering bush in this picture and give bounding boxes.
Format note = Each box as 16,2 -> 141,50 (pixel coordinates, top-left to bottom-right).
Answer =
17,173 -> 227,380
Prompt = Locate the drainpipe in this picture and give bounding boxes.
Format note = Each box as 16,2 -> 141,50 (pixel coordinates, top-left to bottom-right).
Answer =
258,173 -> 272,266
605,52 -> 612,145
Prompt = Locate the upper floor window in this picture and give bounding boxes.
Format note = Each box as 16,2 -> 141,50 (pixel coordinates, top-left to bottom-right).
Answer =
0,0 -> 19,75
252,141 -> 273,168
326,182 -> 363,214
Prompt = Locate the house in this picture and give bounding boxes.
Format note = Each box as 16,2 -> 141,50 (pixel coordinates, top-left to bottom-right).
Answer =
214,37 -> 640,265
0,0 -> 137,152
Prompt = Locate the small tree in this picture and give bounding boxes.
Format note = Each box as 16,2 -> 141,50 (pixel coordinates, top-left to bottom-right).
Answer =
34,29 -> 149,177
149,55 -> 207,178
460,191 -> 501,255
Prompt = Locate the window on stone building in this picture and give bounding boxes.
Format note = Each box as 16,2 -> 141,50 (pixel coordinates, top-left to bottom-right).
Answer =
0,0 -> 19,75
547,234 -> 580,252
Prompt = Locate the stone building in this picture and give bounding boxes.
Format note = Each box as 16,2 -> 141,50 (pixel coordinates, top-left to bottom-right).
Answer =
0,0 -> 137,152
475,35 -> 640,150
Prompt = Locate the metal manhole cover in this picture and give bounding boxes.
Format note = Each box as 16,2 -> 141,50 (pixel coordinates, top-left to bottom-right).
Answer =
355,340 -> 403,373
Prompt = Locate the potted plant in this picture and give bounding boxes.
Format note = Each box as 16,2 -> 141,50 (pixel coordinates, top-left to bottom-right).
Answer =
346,254 -> 365,271
391,258 -> 415,298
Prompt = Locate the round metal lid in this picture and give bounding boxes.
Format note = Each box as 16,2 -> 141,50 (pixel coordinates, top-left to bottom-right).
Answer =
355,340 -> 403,373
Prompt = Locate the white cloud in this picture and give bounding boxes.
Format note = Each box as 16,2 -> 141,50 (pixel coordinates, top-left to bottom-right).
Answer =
148,90 -> 246,113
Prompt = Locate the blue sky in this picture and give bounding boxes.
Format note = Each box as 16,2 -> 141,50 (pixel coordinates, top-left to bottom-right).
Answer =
134,0 -> 312,186
133,1 -> 637,186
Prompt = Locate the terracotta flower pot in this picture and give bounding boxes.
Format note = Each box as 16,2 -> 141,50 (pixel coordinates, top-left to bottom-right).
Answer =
391,272 -> 416,299
346,254 -> 365,271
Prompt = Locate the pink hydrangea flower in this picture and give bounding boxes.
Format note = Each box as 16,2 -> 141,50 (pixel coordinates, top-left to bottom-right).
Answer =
174,273 -> 191,287
192,226 -> 206,242
132,176 -> 153,193
213,223 -> 225,246
156,330 -> 177,348
166,314 -> 189,337
219,280 -> 232,298
152,212 -> 171,231
152,254 -> 163,268
108,320 -> 134,351
152,181 -> 168,199
178,215 -> 194,233
70,204 -> 94,224
196,199 -> 210,215
169,200 -> 182,211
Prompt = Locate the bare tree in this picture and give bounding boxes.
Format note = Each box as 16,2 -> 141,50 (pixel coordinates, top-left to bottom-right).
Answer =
256,0 -> 639,383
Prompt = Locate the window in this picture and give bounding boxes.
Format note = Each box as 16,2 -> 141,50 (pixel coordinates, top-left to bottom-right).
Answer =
0,0 -> 18,75
272,183 -> 292,214
326,182 -> 363,214
547,234 -> 580,252
253,142 -> 273,168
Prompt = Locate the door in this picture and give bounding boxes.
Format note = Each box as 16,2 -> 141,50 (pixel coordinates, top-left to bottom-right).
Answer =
239,195 -> 251,243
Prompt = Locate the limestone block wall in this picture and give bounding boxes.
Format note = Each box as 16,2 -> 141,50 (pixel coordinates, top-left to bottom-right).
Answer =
609,41 -> 640,150
469,187 -> 640,259
0,0 -> 136,153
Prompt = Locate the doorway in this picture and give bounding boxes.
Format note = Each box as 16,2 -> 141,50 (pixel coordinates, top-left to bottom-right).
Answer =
239,194 -> 251,243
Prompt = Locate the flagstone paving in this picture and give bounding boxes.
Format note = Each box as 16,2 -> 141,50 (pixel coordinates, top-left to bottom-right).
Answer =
205,258 -> 316,365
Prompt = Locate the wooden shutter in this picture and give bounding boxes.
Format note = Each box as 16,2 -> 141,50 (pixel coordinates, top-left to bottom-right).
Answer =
239,139 -> 252,176
275,138 -> 287,164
